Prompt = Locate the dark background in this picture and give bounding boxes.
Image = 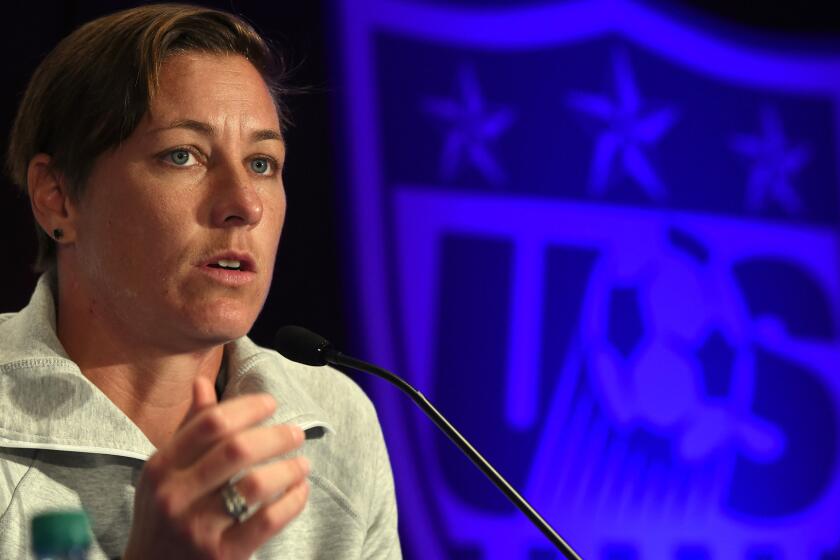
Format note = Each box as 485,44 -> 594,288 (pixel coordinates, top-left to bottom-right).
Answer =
1,0 -> 839,556
2,1 -> 839,353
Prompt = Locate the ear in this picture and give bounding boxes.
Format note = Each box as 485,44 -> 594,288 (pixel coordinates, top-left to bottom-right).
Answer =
27,154 -> 77,244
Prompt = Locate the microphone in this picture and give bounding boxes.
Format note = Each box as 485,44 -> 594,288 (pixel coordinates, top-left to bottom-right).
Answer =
274,326 -> 582,559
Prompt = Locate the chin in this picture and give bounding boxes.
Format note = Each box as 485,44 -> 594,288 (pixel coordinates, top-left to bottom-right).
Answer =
183,303 -> 259,345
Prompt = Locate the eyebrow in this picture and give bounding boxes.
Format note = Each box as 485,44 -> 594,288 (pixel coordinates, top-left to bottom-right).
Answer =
151,119 -> 284,143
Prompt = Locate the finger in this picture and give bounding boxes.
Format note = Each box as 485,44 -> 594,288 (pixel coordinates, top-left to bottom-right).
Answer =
235,455 -> 310,507
192,376 -> 219,415
179,376 -> 218,431
164,393 -> 278,469
187,455 -> 310,535
169,377 -> 217,467
222,479 -> 310,556
186,424 -> 305,499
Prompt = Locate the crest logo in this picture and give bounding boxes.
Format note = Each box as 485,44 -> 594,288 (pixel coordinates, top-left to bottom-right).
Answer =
337,1 -> 840,557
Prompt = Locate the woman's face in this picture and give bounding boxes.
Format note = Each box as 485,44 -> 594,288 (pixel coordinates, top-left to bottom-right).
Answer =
69,53 -> 286,351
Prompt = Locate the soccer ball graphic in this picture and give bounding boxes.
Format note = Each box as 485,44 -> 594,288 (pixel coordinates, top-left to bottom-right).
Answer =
581,226 -> 784,464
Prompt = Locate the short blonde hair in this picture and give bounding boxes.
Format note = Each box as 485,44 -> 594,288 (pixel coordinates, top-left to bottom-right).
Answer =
7,4 -> 287,270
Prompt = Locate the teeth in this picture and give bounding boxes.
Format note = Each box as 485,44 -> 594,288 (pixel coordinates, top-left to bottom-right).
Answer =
217,259 -> 242,270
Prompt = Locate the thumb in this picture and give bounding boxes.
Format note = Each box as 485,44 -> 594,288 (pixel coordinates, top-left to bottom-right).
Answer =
179,376 -> 218,430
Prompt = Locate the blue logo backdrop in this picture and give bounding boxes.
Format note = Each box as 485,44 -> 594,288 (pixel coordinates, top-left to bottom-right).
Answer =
335,1 -> 840,557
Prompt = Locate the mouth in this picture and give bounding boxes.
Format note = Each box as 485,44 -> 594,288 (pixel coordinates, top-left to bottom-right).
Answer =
202,252 -> 256,273
198,252 -> 257,285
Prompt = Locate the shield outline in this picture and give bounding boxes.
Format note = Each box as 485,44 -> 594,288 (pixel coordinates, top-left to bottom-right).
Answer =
333,0 -> 840,556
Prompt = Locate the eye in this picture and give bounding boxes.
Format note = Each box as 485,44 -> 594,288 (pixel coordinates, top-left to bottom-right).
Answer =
168,149 -> 195,166
249,157 -> 273,175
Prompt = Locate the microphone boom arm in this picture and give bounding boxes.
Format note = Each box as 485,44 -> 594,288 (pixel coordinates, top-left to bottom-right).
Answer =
322,348 -> 582,560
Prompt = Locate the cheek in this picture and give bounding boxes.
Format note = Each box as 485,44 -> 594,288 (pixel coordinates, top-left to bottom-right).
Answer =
271,194 -> 287,237
263,192 -> 286,260
270,186 -> 287,229
77,185 -> 192,283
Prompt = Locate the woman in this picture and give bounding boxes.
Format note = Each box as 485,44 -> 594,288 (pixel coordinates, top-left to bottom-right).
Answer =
0,5 -> 400,559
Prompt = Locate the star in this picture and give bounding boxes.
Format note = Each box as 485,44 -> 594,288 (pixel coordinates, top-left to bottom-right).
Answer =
424,64 -> 514,187
567,50 -> 678,200
732,106 -> 809,215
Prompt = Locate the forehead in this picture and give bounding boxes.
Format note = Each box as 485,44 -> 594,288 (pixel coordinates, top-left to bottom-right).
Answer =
148,53 -> 280,130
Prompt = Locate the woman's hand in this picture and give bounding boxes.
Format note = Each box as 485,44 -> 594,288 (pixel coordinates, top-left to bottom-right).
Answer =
123,377 -> 310,559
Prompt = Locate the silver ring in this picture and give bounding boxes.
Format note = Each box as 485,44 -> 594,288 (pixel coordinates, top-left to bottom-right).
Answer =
221,483 -> 249,523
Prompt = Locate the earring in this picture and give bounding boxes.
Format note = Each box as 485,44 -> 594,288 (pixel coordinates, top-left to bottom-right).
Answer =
52,228 -> 64,240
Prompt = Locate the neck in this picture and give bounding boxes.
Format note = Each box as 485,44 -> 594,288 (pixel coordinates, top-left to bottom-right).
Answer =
55,267 -> 224,449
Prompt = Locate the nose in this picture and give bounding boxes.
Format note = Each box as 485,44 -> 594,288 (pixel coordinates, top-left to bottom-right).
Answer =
209,164 -> 263,228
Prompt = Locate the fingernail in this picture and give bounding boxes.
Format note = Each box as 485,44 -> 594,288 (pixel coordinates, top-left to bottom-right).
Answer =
292,425 -> 304,443
298,456 -> 310,474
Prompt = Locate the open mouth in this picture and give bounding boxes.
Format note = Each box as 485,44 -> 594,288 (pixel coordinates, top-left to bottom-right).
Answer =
207,258 -> 244,271
200,256 -> 256,286
202,254 -> 256,274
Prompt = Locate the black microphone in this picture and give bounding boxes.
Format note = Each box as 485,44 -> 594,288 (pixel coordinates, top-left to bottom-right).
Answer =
274,326 -> 582,560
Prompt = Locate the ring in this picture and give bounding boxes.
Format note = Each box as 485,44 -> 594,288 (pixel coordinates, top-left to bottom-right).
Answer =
221,482 -> 249,523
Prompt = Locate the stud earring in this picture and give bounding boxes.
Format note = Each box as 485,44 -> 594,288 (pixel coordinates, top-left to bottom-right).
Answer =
52,228 -> 64,240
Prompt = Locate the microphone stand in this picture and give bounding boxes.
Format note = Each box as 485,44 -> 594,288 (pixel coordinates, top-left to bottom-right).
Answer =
322,348 -> 582,560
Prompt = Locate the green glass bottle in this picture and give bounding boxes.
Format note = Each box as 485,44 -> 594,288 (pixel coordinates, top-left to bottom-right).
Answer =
31,510 -> 92,560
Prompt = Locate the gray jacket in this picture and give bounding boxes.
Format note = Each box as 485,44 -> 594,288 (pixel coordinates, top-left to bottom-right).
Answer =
0,274 -> 401,559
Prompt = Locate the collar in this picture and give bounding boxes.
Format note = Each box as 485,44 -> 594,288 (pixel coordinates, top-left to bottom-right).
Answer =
0,272 -> 334,461
222,337 -> 335,438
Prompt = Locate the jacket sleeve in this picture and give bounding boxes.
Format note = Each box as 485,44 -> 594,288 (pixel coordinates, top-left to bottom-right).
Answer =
0,449 -> 39,558
361,418 -> 402,559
